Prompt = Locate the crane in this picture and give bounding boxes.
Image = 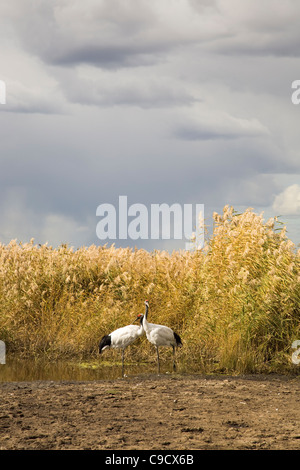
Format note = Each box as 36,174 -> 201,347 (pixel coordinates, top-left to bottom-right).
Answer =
98,314 -> 144,377
137,300 -> 182,374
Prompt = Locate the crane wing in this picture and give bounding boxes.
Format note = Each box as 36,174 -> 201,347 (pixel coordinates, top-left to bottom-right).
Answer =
146,324 -> 175,347
110,325 -> 143,349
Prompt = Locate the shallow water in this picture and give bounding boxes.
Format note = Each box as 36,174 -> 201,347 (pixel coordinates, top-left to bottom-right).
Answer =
0,356 -> 176,382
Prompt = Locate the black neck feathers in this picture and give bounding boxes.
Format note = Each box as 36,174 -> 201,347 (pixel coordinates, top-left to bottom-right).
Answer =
145,302 -> 149,319
99,334 -> 111,354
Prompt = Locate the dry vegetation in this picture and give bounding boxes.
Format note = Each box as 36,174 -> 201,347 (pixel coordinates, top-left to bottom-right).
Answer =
0,206 -> 300,374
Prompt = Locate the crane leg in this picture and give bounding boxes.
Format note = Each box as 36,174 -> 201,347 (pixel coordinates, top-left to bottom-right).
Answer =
172,346 -> 176,371
156,346 -> 160,374
121,349 -> 125,377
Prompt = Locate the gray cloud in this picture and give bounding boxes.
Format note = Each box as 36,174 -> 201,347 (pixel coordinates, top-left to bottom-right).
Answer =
58,69 -> 196,108
173,109 -> 269,141
2,80 -> 65,114
8,0 -> 225,68
209,1 -> 300,57
5,0 -> 300,72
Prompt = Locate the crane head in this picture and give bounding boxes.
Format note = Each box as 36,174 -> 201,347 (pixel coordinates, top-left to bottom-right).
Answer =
132,313 -> 144,324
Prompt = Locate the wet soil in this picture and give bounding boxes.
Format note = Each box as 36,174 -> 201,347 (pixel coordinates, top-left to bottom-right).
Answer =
0,374 -> 299,450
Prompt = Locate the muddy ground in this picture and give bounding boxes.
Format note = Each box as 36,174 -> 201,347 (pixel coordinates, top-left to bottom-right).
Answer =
0,374 -> 299,450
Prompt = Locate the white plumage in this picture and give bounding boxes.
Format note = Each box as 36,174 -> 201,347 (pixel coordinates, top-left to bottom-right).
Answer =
99,315 -> 144,377
138,300 -> 182,374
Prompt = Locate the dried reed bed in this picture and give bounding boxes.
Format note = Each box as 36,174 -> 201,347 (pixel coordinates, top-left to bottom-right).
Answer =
0,206 -> 299,373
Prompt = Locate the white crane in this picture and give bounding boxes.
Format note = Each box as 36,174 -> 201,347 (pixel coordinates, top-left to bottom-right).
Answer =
137,300 -> 182,374
98,314 -> 144,377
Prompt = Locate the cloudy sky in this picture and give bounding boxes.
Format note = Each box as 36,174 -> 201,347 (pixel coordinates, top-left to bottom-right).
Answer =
1,0 -> 300,250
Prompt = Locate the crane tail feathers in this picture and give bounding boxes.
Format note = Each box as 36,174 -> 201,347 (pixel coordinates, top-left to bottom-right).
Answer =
99,334 -> 111,354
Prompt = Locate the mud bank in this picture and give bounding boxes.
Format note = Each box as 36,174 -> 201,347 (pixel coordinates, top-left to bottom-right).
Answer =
0,374 -> 299,450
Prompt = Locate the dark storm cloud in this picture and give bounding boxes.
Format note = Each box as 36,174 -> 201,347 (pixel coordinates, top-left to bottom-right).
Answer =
1,0 -> 300,247
51,46 -> 157,68
6,1 -> 300,72
173,122 -> 266,141
6,0 -> 227,69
